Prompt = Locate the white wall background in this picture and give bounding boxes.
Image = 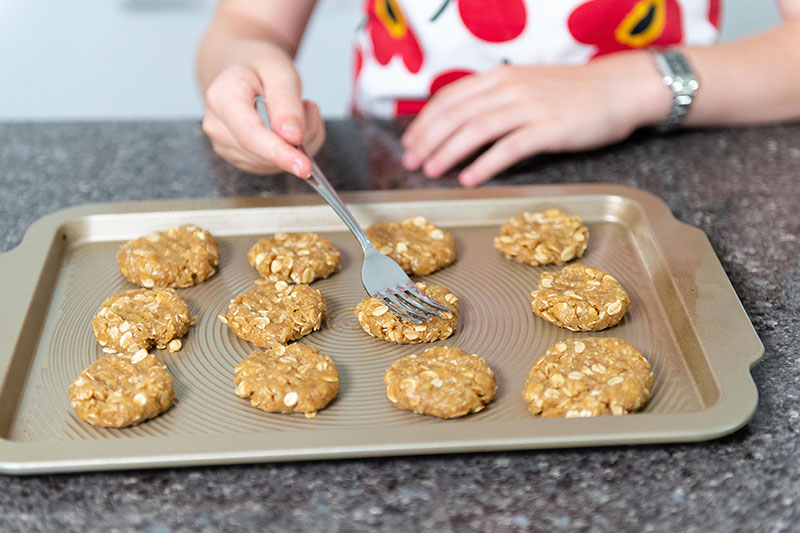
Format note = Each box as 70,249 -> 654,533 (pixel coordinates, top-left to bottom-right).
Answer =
0,0 -> 782,121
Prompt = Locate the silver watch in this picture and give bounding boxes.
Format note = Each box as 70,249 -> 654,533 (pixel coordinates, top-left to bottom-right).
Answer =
651,49 -> 699,132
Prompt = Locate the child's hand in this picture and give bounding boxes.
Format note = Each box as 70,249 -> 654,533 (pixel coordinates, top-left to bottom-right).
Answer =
400,52 -> 668,187
201,54 -> 325,178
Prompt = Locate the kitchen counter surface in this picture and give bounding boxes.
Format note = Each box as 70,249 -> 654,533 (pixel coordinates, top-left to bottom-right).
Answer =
0,119 -> 798,531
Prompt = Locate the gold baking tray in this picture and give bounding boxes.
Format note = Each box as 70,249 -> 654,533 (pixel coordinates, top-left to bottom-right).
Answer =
0,184 -> 762,474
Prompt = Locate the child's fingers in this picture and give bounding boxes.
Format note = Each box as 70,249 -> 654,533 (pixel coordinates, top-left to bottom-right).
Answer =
301,100 -> 326,156
402,87 -> 514,171
205,66 -> 309,176
458,126 -> 543,187
419,104 -> 525,178
401,70 -> 497,150
261,67 -> 306,147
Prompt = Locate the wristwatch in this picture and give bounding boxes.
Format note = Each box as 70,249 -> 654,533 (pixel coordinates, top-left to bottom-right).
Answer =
651,49 -> 699,132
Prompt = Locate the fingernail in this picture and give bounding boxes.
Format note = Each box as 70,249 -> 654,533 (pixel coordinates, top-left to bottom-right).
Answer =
292,158 -> 308,178
402,151 -> 419,170
282,121 -> 302,139
459,171 -> 477,187
423,160 -> 440,177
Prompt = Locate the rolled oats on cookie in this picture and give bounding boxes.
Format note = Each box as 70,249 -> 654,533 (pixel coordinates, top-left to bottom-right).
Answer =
523,337 -> 654,418
69,352 -> 176,428
354,282 -> 458,344
494,208 -> 588,266
92,288 -> 192,354
220,281 -> 326,348
248,232 -> 341,284
384,346 -> 496,419
366,216 -> 456,276
531,264 -> 631,331
117,224 -> 220,288
234,344 -> 339,418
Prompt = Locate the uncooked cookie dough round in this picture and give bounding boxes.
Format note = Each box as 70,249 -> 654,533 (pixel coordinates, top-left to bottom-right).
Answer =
494,208 -> 588,266
117,224 -> 220,288
522,337 -> 654,418
69,351 -> 176,428
384,346 -> 496,419
248,232 -> 341,284
530,264 -> 631,331
234,344 -> 339,418
92,288 -> 192,354
219,281 -> 326,348
354,282 -> 458,344
366,216 -> 456,276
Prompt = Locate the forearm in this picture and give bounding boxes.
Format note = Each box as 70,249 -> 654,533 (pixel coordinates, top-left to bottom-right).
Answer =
196,0 -> 315,93
681,16 -> 800,126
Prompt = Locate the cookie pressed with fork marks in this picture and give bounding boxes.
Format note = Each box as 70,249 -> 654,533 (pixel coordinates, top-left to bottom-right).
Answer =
220,281 -> 326,348
523,337 -> 654,418
92,288 -> 192,355
531,264 -> 631,331
69,351 -> 176,428
494,208 -> 588,266
248,232 -> 341,284
366,216 -> 456,276
234,344 -> 339,418
354,282 -> 459,344
384,346 -> 496,419
117,224 -> 220,288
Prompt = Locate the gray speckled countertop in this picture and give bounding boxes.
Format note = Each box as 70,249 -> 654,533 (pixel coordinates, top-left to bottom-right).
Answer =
0,119 -> 798,531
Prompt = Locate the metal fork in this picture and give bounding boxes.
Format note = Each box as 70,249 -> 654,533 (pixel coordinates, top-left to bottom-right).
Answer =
255,96 -> 449,323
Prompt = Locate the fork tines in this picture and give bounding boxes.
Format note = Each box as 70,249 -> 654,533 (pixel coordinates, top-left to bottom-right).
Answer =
373,282 -> 451,325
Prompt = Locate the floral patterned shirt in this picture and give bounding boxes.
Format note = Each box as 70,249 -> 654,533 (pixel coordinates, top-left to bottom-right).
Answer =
352,0 -> 721,117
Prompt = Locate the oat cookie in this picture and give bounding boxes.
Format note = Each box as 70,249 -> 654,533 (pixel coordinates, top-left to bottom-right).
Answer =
234,344 -> 339,418
531,264 -> 631,331
354,283 -> 458,344
523,337 -> 654,418
384,346 -> 496,418
365,216 -> 456,276
494,208 -> 588,266
219,281 -> 326,348
248,232 -> 341,284
117,224 -> 220,288
92,288 -> 192,354
69,351 -> 176,428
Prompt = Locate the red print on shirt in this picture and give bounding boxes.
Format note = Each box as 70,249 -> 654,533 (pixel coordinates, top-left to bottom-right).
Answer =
431,0 -> 527,43
568,0 -> 683,58
395,69 -> 474,115
366,0 -> 424,73
708,0 -> 721,29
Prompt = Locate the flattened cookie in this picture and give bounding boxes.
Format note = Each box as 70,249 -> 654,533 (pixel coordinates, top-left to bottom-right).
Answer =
234,344 -> 339,418
69,351 -> 176,428
117,224 -> 220,288
531,264 -> 631,331
366,216 -> 456,276
92,288 -> 192,354
384,346 -> 496,418
354,282 -> 458,344
523,337 -> 654,418
248,232 -> 341,284
220,281 -> 326,348
494,209 -> 588,266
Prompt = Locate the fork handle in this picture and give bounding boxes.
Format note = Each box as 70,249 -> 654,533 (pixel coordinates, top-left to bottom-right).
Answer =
254,96 -> 373,252
301,148 -> 374,252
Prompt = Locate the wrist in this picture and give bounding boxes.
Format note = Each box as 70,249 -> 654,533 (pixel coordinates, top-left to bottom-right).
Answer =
593,50 -> 675,131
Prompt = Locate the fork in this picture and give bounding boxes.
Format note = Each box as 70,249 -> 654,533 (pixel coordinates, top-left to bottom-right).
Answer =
254,96 -> 449,324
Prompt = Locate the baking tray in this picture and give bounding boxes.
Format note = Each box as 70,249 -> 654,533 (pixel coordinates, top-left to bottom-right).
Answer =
0,184 -> 763,474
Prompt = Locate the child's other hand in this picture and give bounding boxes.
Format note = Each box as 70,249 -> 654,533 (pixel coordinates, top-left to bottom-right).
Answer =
400,52 -> 667,187
201,56 -> 325,178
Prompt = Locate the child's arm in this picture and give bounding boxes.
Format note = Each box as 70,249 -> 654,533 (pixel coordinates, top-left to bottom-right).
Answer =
196,0 -> 321,177
402,0 -> 800,187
